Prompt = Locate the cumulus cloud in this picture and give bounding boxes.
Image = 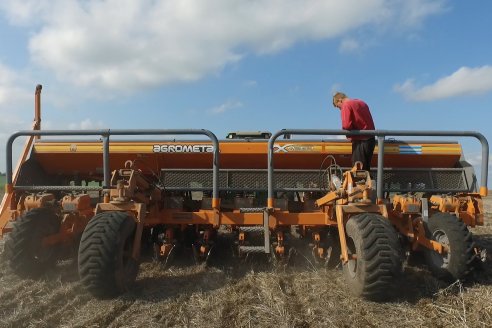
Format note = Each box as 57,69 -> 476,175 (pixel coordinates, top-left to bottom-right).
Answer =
243,80 -> 258,88
394,66 -> 492,101
68,118 -> 105,130
0,117 -> 31,158
330,83 -> 343,96
0,0 -> 447,92
209,100 -> 243,115
0,62 -> 34,165
0,63 -> 31,107
0,78 -> 33,175
339,38 -> 361,54
463,151 -> 492,187
396,0 -> 448,27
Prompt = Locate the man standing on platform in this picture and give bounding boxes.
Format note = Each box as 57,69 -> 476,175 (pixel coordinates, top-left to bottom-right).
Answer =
332,92 -> 376,170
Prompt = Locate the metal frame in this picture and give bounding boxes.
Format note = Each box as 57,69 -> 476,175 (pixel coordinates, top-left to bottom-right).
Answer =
6,129 -> 220,201
267,129 -> 489,206
160,167 -> 471,193
5,128 -> 489,206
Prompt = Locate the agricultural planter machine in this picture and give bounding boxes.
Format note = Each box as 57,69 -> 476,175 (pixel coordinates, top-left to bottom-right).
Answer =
0,86 -> 489,301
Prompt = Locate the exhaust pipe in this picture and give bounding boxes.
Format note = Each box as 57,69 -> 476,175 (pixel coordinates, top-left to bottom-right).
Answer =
34,84 -> 42,139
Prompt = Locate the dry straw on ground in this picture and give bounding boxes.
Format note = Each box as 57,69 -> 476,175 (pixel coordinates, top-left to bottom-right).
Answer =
1,202 -> 492,327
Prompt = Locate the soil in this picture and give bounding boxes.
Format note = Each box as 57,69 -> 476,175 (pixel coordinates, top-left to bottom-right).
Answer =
1,198 -> 492,328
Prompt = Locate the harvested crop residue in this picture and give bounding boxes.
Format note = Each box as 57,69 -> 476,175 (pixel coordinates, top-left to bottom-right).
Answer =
1,212 -> 492,327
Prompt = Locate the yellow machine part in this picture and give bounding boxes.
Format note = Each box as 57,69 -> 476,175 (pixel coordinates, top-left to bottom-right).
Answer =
31,140 -> 462,175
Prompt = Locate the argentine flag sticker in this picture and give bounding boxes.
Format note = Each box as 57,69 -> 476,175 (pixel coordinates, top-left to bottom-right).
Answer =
399,145 -> 422,154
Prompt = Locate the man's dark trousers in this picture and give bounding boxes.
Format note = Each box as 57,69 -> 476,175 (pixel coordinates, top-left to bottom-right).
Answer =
351,137 -> 376,171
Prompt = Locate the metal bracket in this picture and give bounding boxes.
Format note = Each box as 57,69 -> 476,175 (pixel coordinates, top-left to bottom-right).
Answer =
421,198 -> 429,223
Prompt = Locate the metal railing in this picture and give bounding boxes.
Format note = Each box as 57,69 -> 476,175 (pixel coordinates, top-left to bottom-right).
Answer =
5,128 -> 489,208
267,129 -> 489,203
6,129 -> 220,201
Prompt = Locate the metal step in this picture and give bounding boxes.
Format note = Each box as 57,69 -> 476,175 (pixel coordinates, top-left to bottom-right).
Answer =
237,208 -> 271,254
238,226 -> 264,233
239,207 -> 266,213
239,246 -> 268,254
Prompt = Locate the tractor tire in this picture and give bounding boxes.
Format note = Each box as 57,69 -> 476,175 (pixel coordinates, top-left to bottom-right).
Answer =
5,207 -> 60,277
424,213 -> 475,281
343,213 -> 402,301
78,211 -> 139,298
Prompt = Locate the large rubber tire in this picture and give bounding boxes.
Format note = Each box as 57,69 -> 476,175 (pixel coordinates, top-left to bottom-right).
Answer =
4,207 -> 60,277
424,213 -> 475,281
78,211 -> 139,298
343,213 -> 402,301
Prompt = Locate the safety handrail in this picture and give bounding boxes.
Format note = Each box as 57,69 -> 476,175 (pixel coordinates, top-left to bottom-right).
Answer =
267,129 -> 489,206
6,129 -> 220,201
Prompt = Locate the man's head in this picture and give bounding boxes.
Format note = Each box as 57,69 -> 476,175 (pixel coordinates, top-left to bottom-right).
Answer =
332,92 -> 347,109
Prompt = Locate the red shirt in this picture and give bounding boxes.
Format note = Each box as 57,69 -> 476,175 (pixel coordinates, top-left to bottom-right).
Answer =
340,99 -> 375,140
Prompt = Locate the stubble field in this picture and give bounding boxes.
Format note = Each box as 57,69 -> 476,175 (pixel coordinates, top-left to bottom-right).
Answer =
0,195 -> 491,328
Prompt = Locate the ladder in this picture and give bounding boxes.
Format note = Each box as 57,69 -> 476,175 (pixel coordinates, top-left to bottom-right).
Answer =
237,207 -> 270,254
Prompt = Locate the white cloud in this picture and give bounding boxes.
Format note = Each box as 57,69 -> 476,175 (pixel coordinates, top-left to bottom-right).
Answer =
395,66 -> 492,101
0,63 -> 34,169
330,84 -> 343,96
397,0 -> 448,28
339,38 -> 360,53
0,0 -> 45,25
289,86 -> 301,93
68,118 -> 105,130
0,92 -> 32,175
340,0 -> 447,56
243,80 -> 258,88
0,63 -> 31,107
209,100 -> 243,115
0,0 -> 447,93
464,151 -> 492,188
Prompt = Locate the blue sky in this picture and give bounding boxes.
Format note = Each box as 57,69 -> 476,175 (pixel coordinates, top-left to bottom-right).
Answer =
1,0 -> 492,185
